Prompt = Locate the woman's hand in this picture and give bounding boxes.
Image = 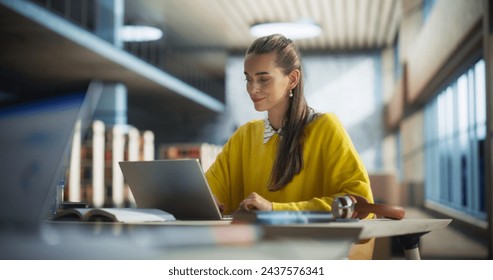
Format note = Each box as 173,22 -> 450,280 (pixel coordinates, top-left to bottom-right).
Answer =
213,195 -> 225,213
238,192 -> 273,211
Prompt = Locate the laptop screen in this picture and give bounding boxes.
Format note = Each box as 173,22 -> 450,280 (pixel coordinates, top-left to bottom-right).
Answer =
0,82 -> 101,226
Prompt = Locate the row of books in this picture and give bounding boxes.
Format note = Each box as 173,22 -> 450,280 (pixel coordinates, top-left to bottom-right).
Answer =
63,121 -> 223,208
64,120 -> 155,208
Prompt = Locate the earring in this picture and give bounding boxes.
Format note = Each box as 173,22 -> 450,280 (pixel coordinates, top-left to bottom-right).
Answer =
289,90 -> 293,98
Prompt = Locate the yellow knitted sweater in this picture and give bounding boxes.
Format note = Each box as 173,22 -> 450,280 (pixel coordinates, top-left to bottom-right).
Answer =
205,113 -> 374,214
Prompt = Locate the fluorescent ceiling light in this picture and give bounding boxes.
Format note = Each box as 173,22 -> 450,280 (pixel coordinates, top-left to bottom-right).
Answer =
250,19 -> 322,40
120,25 -> 163,42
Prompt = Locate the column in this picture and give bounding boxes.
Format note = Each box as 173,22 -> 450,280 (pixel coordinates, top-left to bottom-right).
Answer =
94,0 -> 124,48
93,82 -> 127,126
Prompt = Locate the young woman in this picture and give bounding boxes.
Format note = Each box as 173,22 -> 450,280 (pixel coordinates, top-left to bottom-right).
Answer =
205,34 -> 374,217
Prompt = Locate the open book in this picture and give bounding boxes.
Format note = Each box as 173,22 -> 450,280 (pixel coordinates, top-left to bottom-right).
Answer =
53,208 -> 176,223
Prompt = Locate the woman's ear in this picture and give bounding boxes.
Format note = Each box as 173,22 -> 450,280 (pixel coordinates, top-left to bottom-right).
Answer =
289,69 -> 301,89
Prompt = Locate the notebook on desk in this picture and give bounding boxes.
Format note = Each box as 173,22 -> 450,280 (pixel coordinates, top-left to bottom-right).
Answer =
0,81 -> 102,226
119,159 -> 226,221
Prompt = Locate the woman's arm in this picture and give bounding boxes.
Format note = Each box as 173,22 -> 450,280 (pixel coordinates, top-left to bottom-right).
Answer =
273,113 -> 374,212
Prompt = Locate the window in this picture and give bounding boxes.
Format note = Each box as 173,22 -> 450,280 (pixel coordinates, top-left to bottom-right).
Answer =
424,59 -> 486,221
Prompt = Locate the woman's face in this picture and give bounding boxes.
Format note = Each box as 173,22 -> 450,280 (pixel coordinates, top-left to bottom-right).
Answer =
244,53 -> 291,113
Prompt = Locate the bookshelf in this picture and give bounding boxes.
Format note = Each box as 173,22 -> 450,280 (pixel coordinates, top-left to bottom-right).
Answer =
62,125 -> 223,209
1,0 -> 225,209
65,121 -> 155,208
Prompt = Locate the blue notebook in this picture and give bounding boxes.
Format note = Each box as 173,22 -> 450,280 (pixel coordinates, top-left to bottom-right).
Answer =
232,210 -> 358,224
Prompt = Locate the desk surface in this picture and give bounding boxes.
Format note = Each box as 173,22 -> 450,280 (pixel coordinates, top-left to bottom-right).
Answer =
261,218 -> 452,240
115,218 -> 452,241
0,218 -> 451,259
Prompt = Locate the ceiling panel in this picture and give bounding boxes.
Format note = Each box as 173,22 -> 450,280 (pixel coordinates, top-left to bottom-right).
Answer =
134,0 -> 402,51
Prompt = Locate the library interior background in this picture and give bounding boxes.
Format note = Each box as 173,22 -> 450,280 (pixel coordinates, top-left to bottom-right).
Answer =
1,0 -> 492,259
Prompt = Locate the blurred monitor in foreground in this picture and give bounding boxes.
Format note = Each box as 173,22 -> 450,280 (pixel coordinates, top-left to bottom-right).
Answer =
0,81 -> 102,228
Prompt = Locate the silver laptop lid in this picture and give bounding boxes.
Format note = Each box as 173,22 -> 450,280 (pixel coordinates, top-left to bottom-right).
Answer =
119,159 -> 223,220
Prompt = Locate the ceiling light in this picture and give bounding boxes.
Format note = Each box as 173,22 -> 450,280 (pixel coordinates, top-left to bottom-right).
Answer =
250,19 -> 322,40
120,25 -> 163,42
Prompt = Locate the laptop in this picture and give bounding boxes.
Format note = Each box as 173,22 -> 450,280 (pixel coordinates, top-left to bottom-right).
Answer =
119,159 -> 225,221
0,81 -> 102,227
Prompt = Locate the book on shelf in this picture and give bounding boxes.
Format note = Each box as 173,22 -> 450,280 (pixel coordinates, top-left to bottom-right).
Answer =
159,142 -> 222,172
53,208 -> 176,223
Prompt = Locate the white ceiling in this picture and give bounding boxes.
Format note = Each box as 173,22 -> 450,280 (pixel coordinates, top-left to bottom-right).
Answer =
130,0 -> 402,50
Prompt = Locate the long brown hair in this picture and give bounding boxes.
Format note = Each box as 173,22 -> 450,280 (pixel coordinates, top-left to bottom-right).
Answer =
246,34 -> 311,191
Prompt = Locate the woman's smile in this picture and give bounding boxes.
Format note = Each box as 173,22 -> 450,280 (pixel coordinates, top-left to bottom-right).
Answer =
251,96 -> 265,103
